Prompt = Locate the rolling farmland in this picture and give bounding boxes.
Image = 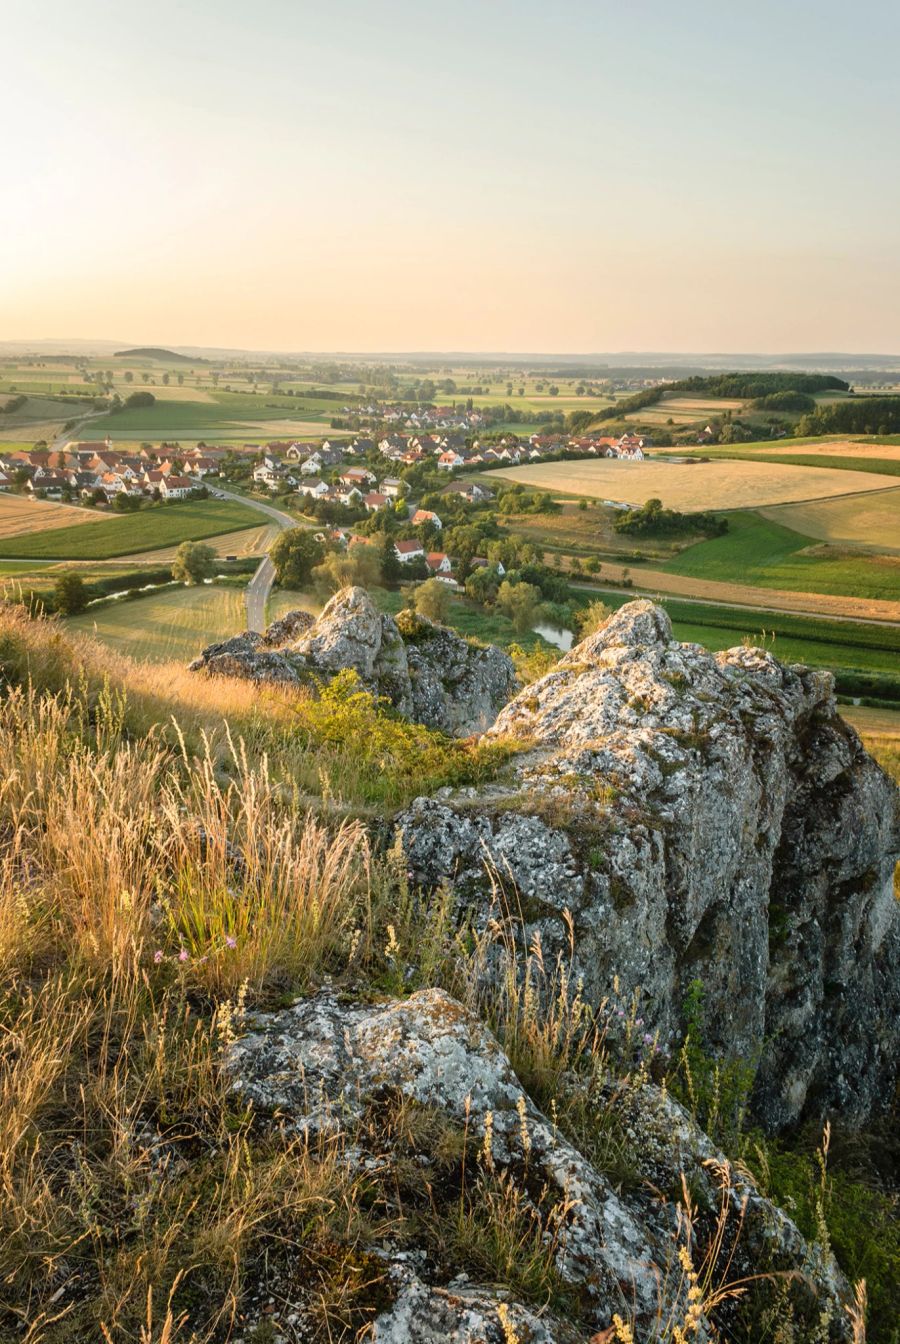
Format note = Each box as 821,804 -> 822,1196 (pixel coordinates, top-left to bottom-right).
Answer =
0,499 -> 261,560
486,457 -> 900,511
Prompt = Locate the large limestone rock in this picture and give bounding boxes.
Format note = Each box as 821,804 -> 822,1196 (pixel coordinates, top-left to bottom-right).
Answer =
396,601 -> 900,1132
189,587 -> 517,736
228,987 -> 851,1340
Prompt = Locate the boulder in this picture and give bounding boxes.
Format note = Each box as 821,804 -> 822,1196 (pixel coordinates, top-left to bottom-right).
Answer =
189,587 -> 517,736
261,607 -> 315,646
228,986 -> 851,1340
187,631 -> 302,684
396,601 -> 900,1132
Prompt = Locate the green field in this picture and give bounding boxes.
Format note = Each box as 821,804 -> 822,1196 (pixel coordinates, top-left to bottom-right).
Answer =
662,511 -> 900,602
0,499 -> 260,560
67,584 -> 249,663
84,391 -> 345,439
690,448 -> 900,477
571,590 -> 900,690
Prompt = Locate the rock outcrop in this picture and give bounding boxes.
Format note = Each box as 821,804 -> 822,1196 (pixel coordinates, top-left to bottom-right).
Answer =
189,587 -> 517,736
396,601 -> 900,1132
229,987 -> 852,1340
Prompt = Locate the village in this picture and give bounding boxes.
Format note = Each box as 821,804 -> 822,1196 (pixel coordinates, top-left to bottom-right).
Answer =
0,428 -> 650,586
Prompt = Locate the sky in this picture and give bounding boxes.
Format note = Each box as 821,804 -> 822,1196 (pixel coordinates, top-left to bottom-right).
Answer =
2,0 -> 899,354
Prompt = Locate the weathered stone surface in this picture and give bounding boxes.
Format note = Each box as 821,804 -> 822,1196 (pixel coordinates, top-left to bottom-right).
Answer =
261,607 -> 315,646
190,586 -> 516,735
228,987 -> 851,1340
187,630 -> 302,684
396,600 -> 900,1132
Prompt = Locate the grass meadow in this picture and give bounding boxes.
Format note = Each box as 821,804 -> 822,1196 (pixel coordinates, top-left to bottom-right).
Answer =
663,511 -> 900,602
0,601 -> 893,1341
67,584 -> 250,663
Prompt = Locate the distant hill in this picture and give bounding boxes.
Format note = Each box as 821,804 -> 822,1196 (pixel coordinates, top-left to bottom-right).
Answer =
113,347 -> 200,363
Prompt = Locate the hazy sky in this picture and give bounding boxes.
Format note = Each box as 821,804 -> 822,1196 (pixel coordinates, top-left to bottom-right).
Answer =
3,0 -> 899,353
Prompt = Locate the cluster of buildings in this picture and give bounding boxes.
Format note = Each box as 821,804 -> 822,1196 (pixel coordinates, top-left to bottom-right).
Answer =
245,429 -> 649,498
0,440 -> 223,502
338,403 -> 485,431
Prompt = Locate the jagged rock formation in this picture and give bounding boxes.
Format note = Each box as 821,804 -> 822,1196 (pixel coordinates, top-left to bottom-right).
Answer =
397,601 -> 900,1132
228,987 -> 851,1340
189,586 -> 517,736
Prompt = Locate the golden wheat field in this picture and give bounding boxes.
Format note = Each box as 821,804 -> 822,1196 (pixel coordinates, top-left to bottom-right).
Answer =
0,491 -> 109,537
761,486 -> 900,550
488,459 -> 900,511
754,440 -> 900,461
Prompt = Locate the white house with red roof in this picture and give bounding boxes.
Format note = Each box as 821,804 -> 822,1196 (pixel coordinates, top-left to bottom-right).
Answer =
394,538 -> 425,563
411,508 -> 442,529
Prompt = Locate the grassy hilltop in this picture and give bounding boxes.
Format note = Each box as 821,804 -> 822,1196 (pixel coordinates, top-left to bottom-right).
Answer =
0,604 -> 896,1342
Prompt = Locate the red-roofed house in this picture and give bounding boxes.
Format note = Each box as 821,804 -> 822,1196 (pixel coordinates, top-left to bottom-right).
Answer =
160,475 -> 194,499
394,539 -> 424,562
411,509 -> 442,529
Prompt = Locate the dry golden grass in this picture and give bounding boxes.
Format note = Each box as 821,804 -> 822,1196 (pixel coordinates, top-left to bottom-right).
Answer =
753,440 -> 900,462
488,459 -> 899,511
761,487 -> 900,551
0,492 -> 108,538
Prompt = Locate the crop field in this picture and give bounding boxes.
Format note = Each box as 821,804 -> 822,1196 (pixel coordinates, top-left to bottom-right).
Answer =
121,522 -> 278,564
0,492 -> 110,538
662,511 -> 900,602
85,391 -> 347,440
0,499 -> 260,560
743,439 -> 900,462
626,395 -> 748,424
503,500 -> 691,561
67,584 -> 249,664
760,487 -> 900,552
486,458 -> 900,511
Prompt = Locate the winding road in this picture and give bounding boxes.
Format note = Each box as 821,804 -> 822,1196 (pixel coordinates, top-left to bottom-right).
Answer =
200,485 -> 296,631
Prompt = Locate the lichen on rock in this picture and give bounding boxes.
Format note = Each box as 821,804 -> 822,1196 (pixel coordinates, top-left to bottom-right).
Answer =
189,586 -> 517,736
396,600 -> 900,1133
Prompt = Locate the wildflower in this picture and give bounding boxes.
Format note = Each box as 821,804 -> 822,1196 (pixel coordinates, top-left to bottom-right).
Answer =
643,1032 -> 653,1045
384,924 -> 400,958
516,1094 -> 531,1157
225,935 -> 237,950
481,1110 -> 495,1171
153,949 -> 164,964
178,948 -> 189,963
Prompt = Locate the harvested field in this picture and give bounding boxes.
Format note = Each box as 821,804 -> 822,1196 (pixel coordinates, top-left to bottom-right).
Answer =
761,488 -> 900,552
0,492 -> 109,538
487,459 -> 900,511
746,440 -> 900,462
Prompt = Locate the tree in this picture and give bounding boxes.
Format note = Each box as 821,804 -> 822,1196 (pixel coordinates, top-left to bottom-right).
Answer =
54,572 -> 88,615
124,391 -> 155,409
312,542 -> 381,595
413,577 -> 451,623
124,371 -> 134,384
173,540 -> 217,585
270,528 -> 324,588
379,533 -> 402,584
496,580 -> 541,633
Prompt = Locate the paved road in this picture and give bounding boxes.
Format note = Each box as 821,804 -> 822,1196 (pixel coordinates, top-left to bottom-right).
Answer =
200,485 -> 296,632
